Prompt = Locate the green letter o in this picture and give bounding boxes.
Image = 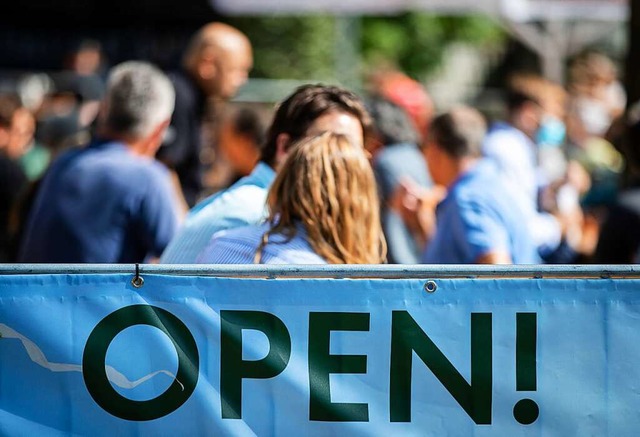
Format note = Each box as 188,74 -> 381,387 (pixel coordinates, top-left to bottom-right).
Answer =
83,304 -> 199,421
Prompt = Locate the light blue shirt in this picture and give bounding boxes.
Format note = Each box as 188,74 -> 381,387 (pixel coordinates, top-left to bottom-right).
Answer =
160,162 -> 275,263
422,159 -> 540,264
196,222 -> 327,264
482,122 -> 561,255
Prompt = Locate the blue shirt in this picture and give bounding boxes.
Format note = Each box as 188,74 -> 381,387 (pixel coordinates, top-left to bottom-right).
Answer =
196,222 -> 326,264
160,162 -> 276,263
422,159 -> 540,264
18,140 -> 180,263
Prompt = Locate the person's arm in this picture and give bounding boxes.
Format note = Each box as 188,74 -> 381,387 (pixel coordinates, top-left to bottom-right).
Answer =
389,178 -> 446,250
167,169 -> 189,222
138,167 -> 182,259
475,251 -> 512,264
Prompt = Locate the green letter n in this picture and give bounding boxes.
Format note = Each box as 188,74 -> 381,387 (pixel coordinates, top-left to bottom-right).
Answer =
390,311 -> 492,424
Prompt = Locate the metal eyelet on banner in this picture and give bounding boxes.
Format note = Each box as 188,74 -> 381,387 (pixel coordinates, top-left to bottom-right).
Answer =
424,280 -> 437,294
131,264 -> 145,288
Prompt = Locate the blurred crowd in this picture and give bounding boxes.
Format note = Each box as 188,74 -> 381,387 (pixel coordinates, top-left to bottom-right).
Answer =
1,22 -> 638,265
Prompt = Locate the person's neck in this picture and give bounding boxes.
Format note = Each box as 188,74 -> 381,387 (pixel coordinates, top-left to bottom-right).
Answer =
95,127 -> 148,156
444,156 -> 478,188
508,115 -> 535,140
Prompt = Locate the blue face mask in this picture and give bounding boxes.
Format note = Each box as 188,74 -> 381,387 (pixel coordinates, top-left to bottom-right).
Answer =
536,115 -> 566,148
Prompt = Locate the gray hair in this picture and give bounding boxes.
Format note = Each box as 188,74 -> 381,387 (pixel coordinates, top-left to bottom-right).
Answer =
102,61 -> 175,138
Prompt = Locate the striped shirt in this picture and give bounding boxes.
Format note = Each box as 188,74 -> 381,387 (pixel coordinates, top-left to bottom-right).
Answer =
196,222 -> 326,264
160,163 -> 275,263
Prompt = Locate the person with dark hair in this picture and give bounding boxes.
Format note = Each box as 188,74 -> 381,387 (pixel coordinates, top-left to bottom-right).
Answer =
366,95 -> 432,263
0,94 -> 33,261
157,22 -> 253,207
394,106 -> 539,264
160,83 -> 372,263
18,61 -> 181,263
258,84 -> 373,168
215,104 -> 268,186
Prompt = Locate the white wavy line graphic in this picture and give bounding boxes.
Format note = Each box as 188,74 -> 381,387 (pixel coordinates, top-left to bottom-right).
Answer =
0,323 -> 183,391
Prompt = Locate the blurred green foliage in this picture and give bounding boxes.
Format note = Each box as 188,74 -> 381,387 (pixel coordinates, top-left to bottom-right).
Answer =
227,15 -> 336,80
362,13 -> 506,80
228,13 -> 505,81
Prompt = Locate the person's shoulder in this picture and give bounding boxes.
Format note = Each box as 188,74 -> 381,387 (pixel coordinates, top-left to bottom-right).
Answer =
96,149 -> 172,193
191,182 -> 268,220
198,167 -> 271,211
135,159 -> 175,193
198,223 -> 267,262
167,69 -> 199,105
451,162 -> 501,203
108,149 -> 169,178
264,248 -> 326,265
375,143 -> 421,166
213,222 -> 269,242
224,182 -> 270,206
263,231 -> 327,264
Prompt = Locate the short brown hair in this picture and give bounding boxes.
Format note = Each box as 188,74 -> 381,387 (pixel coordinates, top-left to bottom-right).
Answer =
428,105 -> 487,158
260,84 -> 373,167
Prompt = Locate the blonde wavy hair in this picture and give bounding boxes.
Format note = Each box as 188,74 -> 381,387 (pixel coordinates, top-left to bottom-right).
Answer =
256,131 -> 387,264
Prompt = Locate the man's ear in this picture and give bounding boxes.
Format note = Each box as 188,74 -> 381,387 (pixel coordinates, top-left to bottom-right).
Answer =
96,99 -> 109,127
274,133 -> 290,168
522,102 -> 542,132
140,120 -> 171,157
197,51 -> 218,81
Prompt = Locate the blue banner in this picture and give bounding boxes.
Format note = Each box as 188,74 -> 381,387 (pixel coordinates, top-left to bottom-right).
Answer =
1,273 -> 639,436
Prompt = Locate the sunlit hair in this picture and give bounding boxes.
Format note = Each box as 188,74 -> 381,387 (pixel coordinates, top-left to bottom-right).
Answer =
102,61 -> 175,139
182,22 -> 250,72
256,131 -> 386,264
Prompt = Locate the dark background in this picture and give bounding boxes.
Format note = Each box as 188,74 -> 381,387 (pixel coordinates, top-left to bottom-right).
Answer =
0,0 -> 221,71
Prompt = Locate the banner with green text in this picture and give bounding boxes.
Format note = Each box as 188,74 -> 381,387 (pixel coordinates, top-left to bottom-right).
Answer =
1,273 -> 638,436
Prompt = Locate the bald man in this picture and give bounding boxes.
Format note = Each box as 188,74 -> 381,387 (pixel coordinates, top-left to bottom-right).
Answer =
157,22 -> 253,207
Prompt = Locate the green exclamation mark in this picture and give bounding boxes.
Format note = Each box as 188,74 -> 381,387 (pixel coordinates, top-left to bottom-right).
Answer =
513,312 -> 539,425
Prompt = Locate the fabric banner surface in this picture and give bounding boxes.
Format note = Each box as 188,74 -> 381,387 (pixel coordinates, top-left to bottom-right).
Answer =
1,273 -> 639,436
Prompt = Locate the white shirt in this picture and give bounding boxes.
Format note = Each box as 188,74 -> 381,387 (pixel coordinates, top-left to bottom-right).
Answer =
482,122 -> 562,255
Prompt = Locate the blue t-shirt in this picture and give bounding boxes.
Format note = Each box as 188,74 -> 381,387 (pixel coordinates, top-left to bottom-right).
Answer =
18,140 -> 179,263
422,159 -> 540,264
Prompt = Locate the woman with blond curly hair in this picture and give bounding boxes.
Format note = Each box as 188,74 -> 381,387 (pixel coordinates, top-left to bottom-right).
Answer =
196,131 -> 386,264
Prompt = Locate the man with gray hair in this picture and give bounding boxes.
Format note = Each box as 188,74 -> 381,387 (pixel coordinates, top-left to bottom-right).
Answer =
393,105 -> 540,264
18,61 -> 181,263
